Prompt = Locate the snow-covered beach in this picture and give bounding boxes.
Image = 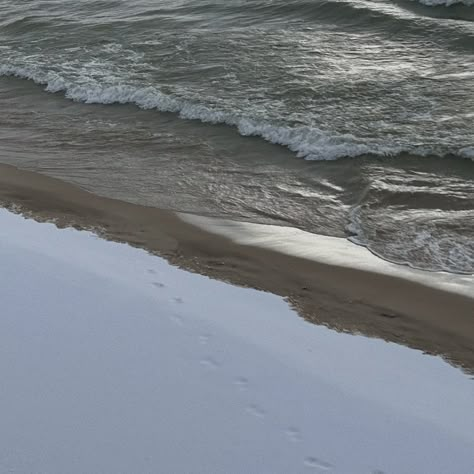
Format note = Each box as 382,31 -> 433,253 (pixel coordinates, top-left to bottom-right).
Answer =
1,209 -> 473,473
1,163 -> 473,373
1,0 -> 473,468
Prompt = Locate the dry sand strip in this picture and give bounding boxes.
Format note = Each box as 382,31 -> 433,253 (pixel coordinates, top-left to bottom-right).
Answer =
0,162 -> 473,372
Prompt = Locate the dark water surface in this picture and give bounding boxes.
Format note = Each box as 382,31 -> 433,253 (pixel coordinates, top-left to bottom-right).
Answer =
0,0 -> 473,272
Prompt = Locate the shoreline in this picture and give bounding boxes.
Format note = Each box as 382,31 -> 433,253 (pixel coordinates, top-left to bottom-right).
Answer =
1,162 -> 473,372
179,213 -> 473,298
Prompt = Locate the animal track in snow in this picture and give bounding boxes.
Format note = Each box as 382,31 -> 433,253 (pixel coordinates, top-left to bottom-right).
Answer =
246,403 -> 265,418
151,281 -> 165,288
169,313 -> 185,326
199,334 -> 212,345
200,357 -> 219,370
285,426 -> 301,443
233,376 -> 249,391
303,457 -> 333,471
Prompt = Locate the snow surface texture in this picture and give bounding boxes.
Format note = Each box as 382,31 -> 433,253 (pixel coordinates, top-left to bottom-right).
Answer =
0,209 -> 473,474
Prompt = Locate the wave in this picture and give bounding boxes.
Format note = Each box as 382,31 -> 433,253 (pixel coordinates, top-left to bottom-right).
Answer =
459,146 -> 474,159
137,0 -> 474,45
348,203 -> 474,274
3,0 -> 474,48
0,65 -> 472,162
397,0 -> 474,22
415,0 -> 474,6
147,0 -> 474,24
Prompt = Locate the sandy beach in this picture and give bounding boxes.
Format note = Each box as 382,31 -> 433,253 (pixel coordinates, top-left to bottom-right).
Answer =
1,162 -> 473,373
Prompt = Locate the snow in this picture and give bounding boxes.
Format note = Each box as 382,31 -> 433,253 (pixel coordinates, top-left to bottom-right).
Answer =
0,209 -> 473,474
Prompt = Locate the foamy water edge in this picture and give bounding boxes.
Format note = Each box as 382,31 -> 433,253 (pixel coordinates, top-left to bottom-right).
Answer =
1,66 -> 473,162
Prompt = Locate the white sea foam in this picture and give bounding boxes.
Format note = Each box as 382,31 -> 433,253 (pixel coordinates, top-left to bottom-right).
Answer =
460,146 -> 474,160
179,212 -> 474,294
0,64 -> 470,161
347,205 -> 474,274
415,0 -> 474,6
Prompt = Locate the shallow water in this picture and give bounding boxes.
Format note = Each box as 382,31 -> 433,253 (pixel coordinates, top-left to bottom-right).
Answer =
0,0 -> 473,272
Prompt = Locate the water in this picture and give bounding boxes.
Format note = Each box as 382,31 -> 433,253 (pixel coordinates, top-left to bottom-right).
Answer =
0,0 -> 473,272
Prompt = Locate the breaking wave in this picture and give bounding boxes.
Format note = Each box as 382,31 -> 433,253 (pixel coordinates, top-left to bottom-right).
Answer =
0,65 -> 470,162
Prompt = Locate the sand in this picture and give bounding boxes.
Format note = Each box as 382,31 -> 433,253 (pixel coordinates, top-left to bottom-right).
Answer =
0,162 -> 473,372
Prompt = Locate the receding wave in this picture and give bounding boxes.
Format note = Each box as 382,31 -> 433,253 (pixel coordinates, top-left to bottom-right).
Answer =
1,66 -> 471,163
348,205 -> 474,274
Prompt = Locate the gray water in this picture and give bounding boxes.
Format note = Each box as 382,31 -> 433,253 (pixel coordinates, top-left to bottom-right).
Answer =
0,0 -> 473,272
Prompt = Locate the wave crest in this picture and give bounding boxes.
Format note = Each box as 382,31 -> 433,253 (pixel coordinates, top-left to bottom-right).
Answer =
0,65 -> 470,162
415,0 -> 474,6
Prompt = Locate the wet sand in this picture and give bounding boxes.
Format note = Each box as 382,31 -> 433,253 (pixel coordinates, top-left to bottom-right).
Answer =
1,162 -> 473,372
